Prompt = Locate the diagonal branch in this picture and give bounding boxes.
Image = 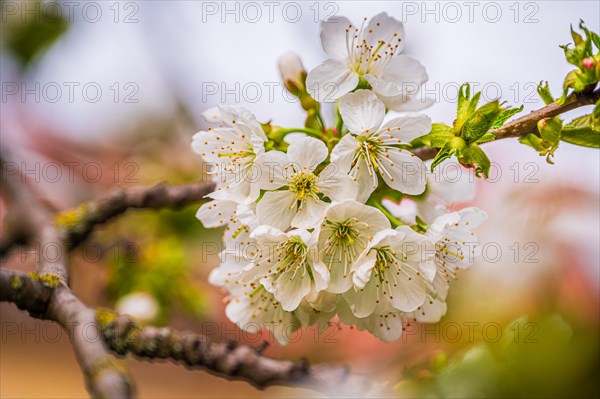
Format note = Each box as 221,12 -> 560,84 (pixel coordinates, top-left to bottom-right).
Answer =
1,269 -> 376,397
1,269 -> 133,398
412,88 -> 600,161
61,180 -> 216,249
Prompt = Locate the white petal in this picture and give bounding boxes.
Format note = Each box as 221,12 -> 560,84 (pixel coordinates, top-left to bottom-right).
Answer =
274,269 -> 312,311
195,200 -> 237,228
320,15 -> 352,60
380,113 -> 432,143
291,198 -> 328,229
351,252 -> 377,288
364,12 -> 405,53
256,191 -> 297,231
254,150 -> 289,190
342,279 -> 378,318
353,158 -> 378,202
311,260 -> 331,293
306,60 -> 359,102
339,90 -> 385,135
378,148 -> 426,195
330,134 -> 360,174
386,265 -> 426,312
317,167 -> 358,201
457,207 -> 488,229
409,297 -> 447,323
286,136 -> 328,171
359,310 -> 404,342
378,92 -> 434,112
364,55 -> 428,97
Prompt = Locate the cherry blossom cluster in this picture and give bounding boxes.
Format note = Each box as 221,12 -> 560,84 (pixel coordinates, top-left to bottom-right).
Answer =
192,12 -> 486,343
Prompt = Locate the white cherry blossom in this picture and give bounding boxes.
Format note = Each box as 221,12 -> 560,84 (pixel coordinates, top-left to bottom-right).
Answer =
239,226 -> 330,312
316,200 -> 390,294
426,207 -> 487,278
255,136 -> 358,230
306,12 -> 428,102
225,284 -> 301,345
192,106 -> 266,204
343,226 -> 435,317
331,90 -> 431,201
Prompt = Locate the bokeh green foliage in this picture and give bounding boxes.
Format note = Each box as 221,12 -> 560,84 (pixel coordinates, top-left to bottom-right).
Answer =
395,315 -> 599,398
1,0 -> 69,68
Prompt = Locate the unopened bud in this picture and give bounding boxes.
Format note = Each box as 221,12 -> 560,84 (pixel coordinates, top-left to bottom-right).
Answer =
278,52 -> 307,94
582,57 -> 596,69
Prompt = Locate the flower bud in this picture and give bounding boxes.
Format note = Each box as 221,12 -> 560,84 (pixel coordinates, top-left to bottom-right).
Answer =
582,57 -> 596,69
278,52 -> 307,94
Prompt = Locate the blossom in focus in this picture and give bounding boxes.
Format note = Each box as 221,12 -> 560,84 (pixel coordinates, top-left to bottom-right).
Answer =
192,106 -> 266,204
239,226 -> 330,312
316,200 -> 390,294
343,226 -> 435,317
331,90 -> 431,201
306,12 -> 428,105
255,136 -> 358,230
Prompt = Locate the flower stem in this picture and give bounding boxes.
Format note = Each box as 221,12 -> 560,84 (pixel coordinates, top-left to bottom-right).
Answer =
371,201 -> 405,228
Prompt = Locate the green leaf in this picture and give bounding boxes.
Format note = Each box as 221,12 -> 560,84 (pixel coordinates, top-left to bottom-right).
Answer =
537,81 -> 555,105
571,24 -> 585,46
461,101 -> 502,143
491,105 -> 524,129
431,137 -> 466,171
459,143 -> 491,178
416,123 -> 454,147
455,84 -> 481,133
431,141 -> 455,171
538,117 -> 563,147
475,132 -> 496,144
519,134 -> 547,152
3,2 -> 69,68
556,70 -> 579,105
561,113 -> 600,148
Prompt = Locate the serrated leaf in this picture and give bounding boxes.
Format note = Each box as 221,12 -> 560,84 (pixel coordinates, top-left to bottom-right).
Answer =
561,113 -> 600,148
519,134 -> 547,152
537,81 -> 555,105
454,84 -> 480,133
461,101 -> 502,143
538,117 -> 563,147
571,24 -> 585,46
557,70 -> 579,105
491,105 -> 524,129
475,132 -> 496,144
417,123 -> 454,147
431,141 -> 455,171
459,143 -> 491,178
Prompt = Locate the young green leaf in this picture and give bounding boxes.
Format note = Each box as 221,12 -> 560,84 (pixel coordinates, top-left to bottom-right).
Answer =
416,123 -> 454,147
454,84 -> 481,133
461,101 -> 502,143
491,105 -> 524,129
537,81 -> 555,105
519,134 -> 547,152
561,113 -> 600,148
459,143 -> 491,178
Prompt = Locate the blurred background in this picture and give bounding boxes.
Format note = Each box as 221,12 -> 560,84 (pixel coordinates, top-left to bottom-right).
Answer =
1,1 -> 599,397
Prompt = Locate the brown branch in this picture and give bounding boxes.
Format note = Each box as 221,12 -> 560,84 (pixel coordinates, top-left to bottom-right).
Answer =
62,180 -> 215,249
1,269 -> 376,397
1,154 -> 68,281
412,88 -> 600,161
1,154 -> 134,398
1,269 -> 133,398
